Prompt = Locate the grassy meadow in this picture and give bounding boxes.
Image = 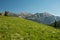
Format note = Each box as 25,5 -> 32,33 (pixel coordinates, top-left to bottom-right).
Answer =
0,16 -> 60,40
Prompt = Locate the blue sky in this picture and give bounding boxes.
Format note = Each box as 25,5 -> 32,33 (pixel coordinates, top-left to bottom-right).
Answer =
0,0 -> 60,16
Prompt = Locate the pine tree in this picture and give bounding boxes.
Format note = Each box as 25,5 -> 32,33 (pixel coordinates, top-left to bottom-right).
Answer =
54,20 -> 57,28
4,11 -> 8,16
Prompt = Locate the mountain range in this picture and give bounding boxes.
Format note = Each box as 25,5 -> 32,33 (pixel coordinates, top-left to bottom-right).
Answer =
1,11 -> 60,25
18,12 -> 60,25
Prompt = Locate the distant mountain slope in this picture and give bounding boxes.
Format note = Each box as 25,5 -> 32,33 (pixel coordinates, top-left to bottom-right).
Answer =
25,12 -> 60,25
56,16 -> 60,21
5,11 -> 18,17
0,11 -> 18,17
0,16 -> 60,40
18,12 -> 32,18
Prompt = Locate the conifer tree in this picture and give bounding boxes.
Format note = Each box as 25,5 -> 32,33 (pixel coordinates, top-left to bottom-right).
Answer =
54,20 -> 57,28
4,11 -> 8,16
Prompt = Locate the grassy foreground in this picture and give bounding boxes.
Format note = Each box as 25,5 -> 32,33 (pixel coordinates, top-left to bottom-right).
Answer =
0,16 -> 60,40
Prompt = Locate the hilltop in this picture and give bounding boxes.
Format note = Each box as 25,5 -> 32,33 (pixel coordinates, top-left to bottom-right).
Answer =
0,16 -> 60,40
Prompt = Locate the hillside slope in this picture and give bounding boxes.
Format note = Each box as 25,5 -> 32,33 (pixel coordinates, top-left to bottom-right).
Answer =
0,16 -> 60,40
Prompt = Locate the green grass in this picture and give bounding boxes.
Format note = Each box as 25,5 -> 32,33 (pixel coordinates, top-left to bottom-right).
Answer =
0,16 -> 60,40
